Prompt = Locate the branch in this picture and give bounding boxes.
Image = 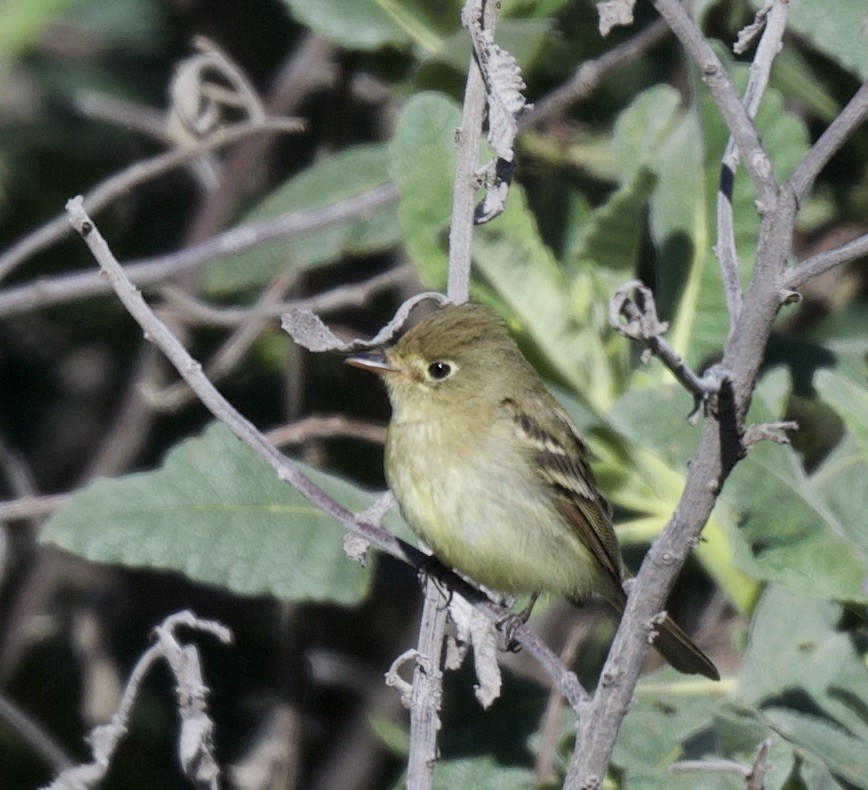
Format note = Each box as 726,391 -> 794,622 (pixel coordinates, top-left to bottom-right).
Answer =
64,198 -> 589,715
788,82 -> 868,200
0,117 -> 303,285
783,231 -> 868,289
520,19 -> 668,127
609,281 -> 725,422
447,0 -> 501,303
0,182 -> 399,318
44,610 -> 231,790
715,0 -> 789,329
406,585 -> 449,789
648,0 -> 778,210
0,692 -> 74,772
156,265 -> 415,328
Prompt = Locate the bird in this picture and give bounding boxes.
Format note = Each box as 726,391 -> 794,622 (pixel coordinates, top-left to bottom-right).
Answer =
346,302 -> 718,680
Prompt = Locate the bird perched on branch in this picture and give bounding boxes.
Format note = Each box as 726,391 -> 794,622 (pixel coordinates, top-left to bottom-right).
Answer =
347,302 -> 718,680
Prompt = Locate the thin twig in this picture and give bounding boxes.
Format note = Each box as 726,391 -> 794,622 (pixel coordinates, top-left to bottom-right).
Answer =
447,0 -> 500,304
715,0 -> 789,330
148,272 -> 297,412
648,0 -> 778,211
0,494 -> 69,522
609,281 -> 724,420
0,117 -> 303,284
157,265 -> 416,328
184,33 -> 336,246
265,416 -> 387,447
535,617 -> 594,785
521,19 -> 668,127
784,231 -> 868,289
670,758 -> 751,777
0,182 -> 399,318
0,692 -> 74,772
64,198 -> 589,715
44,610 -> 231,790
788,82 -> 868,200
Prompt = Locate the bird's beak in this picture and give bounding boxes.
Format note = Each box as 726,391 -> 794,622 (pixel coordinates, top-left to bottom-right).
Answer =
345,349 -> 400,375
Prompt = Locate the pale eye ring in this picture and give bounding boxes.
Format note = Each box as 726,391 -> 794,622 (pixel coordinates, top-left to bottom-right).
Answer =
427,361 -> 452,380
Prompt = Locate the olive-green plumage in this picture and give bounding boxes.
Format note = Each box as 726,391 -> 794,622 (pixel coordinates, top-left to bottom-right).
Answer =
349,303 -> 718,680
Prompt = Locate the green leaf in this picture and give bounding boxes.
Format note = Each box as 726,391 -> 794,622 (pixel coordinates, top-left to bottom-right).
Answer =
613,85 -> 682,184
602,383 -> 760,612
474,186 -> 618,408
737,586 -> 868,744
387,91 -> 460,287
201,144 -> 400,296
648,59 -> 809,366
40,422 -> 403,604
724,371 -> 868,602
756,0 -> 868,81
432,757 -> 536,789
281,0 -> 444,53
815,369 -> 868,459
763,708 -> 868,789
613,675 -> 722,773
572,169 -> 656,272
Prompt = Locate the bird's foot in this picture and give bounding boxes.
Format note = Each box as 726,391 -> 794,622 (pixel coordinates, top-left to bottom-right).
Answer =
496,593 -> 539,653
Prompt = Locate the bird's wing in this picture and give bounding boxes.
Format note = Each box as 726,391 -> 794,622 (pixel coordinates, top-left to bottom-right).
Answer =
503,396 -> 625,597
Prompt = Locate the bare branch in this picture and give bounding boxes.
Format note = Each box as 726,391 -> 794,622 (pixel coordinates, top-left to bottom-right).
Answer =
746,738 -> 773,790
742,420 -> 798,450
715,0 -> 789,330
407,584 -> 449,790
0,494 -> 69,522
0,117 -> 303,285
157,265 -> 415,329
648,0 -> 778,209
44,610 -> 231,790
0,692 -> 74,773
64,198 -> 589,715
265,415 -> 387,447
788,83 -> 868,200
448,0 -> 501,301
0,182 -> 399,318
147,272 -> 297,412
521,20 -> 668,127
784,231 -> 868,289
609,281 -> 725,421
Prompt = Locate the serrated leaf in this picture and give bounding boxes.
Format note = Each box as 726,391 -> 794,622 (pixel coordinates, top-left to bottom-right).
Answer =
387,91 -> 461,287
40,422 -> 405,604
201,144 -> 400,296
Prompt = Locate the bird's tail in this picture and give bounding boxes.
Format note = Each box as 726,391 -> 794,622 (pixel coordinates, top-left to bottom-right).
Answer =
601,599 -> 719,681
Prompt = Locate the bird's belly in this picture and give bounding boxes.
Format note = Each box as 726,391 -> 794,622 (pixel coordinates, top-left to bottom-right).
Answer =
387,427 -> 597,597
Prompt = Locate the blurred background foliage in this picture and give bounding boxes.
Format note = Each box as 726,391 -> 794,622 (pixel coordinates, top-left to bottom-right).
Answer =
0,0 -> 866,787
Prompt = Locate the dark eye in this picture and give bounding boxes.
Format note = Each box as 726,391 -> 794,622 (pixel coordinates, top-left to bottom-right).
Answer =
427,361 -> 452,380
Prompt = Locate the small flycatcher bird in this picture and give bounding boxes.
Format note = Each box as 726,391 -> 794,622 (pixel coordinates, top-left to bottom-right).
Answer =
347,302 -> 718,680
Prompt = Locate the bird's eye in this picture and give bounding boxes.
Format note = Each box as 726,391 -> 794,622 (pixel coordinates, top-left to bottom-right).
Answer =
427,361 -> 452,380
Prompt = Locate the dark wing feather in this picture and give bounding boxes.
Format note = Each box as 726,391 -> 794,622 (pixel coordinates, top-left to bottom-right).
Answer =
504,397 -> 625,600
